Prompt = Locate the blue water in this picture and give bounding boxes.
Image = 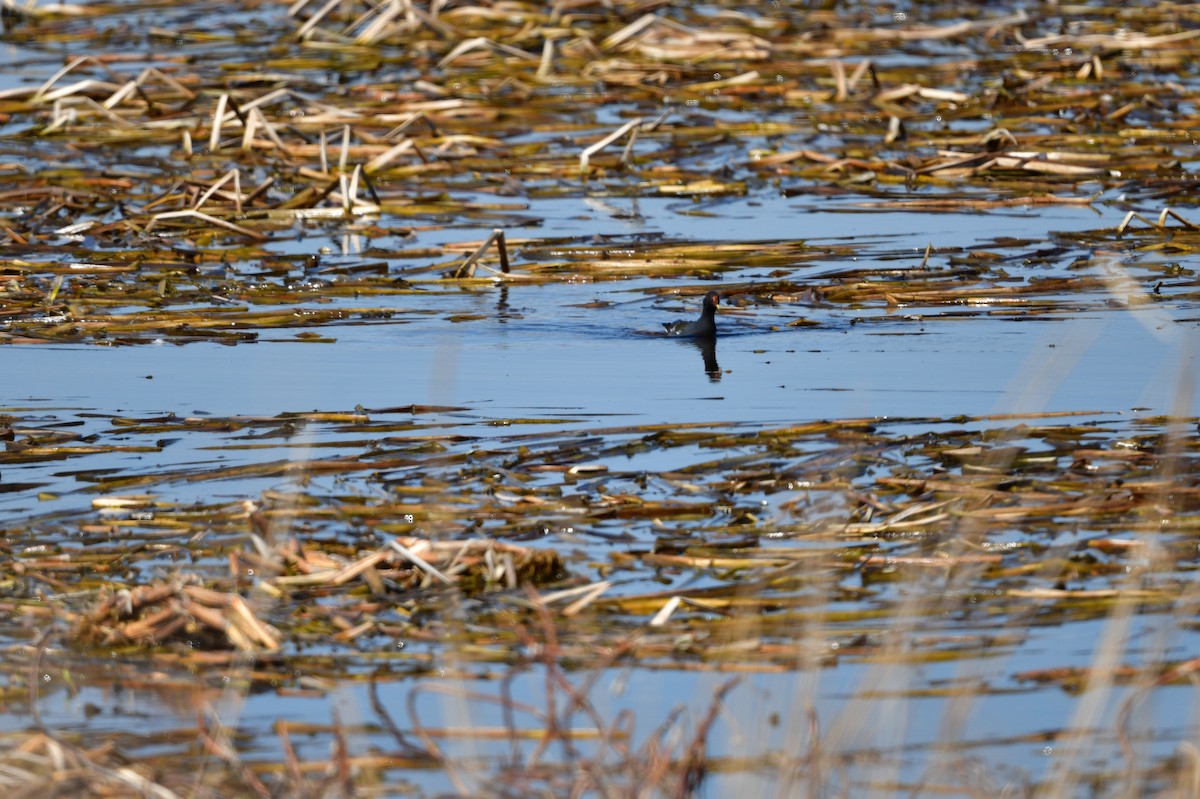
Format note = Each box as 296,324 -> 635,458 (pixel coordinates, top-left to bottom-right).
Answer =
4,6 -> 1200,796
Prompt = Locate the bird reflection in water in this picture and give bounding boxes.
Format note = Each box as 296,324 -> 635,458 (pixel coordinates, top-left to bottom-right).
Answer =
675,335 -> 721,382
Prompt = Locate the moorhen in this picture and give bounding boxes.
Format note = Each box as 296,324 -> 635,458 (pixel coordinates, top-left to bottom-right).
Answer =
662,291 -> 719,337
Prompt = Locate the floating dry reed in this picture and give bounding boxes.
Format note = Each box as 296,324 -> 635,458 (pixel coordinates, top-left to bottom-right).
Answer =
5,1 -> 1200,795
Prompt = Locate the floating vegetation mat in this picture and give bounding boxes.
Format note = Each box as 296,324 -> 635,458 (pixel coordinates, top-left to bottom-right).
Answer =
4,0 -> 1200,797
2,0 -> 1200,346
3,405 -> 1200,796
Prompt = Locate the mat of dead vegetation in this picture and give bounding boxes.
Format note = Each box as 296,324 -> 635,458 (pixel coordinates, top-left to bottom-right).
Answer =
3,1 -> 1200,797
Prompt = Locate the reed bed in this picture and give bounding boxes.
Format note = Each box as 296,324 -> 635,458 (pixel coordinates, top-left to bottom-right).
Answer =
1,0 -> 1198,337
3,1 -> 1200,797
1,405 -> 1200,795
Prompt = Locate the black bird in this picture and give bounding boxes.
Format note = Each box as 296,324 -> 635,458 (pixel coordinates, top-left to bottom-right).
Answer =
662,291 -> 719,337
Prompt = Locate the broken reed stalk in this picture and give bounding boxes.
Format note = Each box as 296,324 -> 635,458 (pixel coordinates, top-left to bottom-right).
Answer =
579,118 -> 641,176
210,93 -> 228,152
453,228 -> 509,278
387,538 -> 453,584
146,209 -> 267,241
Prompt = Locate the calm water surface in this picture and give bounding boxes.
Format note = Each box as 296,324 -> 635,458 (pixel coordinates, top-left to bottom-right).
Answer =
8,199 -> 1193,422
4,13 -> 1200,797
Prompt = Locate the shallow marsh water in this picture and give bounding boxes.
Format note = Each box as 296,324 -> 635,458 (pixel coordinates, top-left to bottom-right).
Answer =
3,2 -> 1200,797
7,197 -> 1192,422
